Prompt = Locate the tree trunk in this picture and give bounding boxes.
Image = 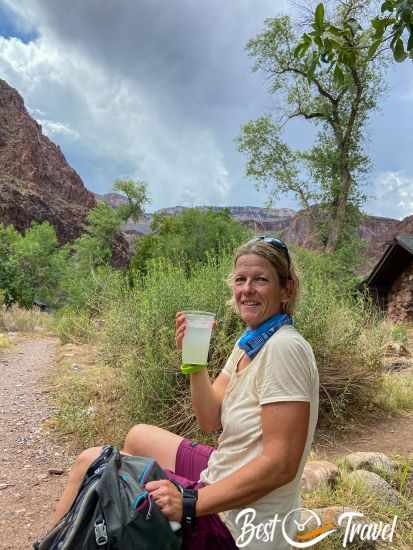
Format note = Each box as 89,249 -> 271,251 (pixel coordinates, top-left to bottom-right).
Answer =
325,164 -> 352,252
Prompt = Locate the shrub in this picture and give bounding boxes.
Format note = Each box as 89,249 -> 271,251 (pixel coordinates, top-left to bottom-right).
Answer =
391,324 -> 408,346
0,304 -> 49,332
54,244 -> 390,444
293,247 -> 385,425
99,252 -> 243,439
53,307 -> 97,344
132,207 -> 251,273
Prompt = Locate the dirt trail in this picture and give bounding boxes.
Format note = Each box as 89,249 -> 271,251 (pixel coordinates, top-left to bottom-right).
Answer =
318,327 -> 413,461
317,410 -> 413,460
0,336 -> 74,550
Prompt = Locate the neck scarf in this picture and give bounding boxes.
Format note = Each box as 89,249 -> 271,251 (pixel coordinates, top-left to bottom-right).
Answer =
238,312 -> 292,359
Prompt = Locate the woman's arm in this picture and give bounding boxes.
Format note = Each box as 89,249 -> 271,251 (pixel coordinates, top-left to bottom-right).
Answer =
196,400 -> 310,514
190,369 -> 229,432
175,311 -> 229,432
146,400 -> 310,521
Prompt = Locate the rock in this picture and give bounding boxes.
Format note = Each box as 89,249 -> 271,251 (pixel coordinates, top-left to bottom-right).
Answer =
0,78 -> 129,267
344,452 -> 395,477
385,342 -> 411,357
0,483 -> 14,491
348,470 -> 400,506
48,468 -> 64,476
301,460 -> 340,493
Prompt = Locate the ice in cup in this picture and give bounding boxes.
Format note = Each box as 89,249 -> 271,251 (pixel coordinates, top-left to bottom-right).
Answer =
182,311 -> 215,366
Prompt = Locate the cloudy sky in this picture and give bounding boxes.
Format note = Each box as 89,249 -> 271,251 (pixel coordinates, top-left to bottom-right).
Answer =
0,1 -> 412,219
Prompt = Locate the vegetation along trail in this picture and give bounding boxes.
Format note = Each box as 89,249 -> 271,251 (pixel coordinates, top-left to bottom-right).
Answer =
0,336 -> 74,550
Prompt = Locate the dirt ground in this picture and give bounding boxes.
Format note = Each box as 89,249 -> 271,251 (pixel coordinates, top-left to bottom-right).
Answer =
0,336 -> 75,550
0,334 -> 412,549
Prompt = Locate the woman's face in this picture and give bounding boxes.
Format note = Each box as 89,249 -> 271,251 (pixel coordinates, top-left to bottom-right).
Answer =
233,253 -> 287,329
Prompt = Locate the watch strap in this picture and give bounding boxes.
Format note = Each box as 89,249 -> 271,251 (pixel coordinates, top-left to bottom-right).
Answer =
182,488 -> 198,528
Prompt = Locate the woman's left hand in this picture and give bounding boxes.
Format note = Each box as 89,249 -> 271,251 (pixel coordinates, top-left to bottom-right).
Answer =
145,479 -> 183,522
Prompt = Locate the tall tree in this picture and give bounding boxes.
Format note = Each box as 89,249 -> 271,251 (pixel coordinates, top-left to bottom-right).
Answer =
113,178 -> 150,223
72,179 -> 150,271
238,1 -> 386,252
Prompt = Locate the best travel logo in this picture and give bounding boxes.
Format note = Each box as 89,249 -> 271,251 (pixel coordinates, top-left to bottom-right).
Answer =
234,507 -> 398,548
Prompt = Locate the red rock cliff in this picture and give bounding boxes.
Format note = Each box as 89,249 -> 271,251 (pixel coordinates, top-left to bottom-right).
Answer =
0,78 -> 96,243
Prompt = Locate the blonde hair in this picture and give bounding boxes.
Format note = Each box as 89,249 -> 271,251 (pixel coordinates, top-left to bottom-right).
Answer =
227,238 -> 300,316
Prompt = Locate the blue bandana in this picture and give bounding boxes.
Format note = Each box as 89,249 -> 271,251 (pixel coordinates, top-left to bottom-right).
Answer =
238,313 -> 293,359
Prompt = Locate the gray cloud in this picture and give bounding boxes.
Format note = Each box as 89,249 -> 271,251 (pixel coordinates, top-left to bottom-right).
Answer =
0,0 -> 412,218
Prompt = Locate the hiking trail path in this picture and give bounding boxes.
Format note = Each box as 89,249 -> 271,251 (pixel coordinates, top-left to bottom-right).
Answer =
0,336 -> 75,550
0,333 -> 412,549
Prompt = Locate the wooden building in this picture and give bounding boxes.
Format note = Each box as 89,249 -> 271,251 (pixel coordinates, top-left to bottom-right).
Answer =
363,235 -> 413,322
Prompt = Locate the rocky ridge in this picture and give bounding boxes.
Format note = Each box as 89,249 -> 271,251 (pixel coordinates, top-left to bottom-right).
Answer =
0,80 -> 130,266
97,196 -> 407,274
0,79 -> 96,243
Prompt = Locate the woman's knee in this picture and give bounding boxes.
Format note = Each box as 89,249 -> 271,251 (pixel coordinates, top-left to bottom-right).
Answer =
70,446 -> 103,481
123,423 -> 155,454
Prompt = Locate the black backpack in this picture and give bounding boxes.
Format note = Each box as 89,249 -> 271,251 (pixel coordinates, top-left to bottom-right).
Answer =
33,445 -> 183,549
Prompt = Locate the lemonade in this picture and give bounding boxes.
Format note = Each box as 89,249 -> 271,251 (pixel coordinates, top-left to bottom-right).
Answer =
182,311 -> 215,365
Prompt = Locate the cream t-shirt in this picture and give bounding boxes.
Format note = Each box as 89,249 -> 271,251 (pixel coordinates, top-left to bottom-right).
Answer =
199,325 -> 319,549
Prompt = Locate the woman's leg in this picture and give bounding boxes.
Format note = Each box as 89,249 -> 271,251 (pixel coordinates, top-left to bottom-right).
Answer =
122,423 -> 184,470
52,424 -> 182,526
52,446 -> 103,525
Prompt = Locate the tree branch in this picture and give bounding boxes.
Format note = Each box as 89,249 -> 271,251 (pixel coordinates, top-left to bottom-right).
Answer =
276,66 -> 340,106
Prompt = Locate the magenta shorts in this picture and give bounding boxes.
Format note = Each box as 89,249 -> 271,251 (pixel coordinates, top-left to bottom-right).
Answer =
164,438 -> 237,550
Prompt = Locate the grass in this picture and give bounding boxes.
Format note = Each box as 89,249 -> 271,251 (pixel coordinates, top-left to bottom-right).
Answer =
52,307 -> 97,345
0,304 -> 51,333
49,343 -> 131,449
374,373 -> 413,414
302,456 -> 413,550
0,332 -> 10,349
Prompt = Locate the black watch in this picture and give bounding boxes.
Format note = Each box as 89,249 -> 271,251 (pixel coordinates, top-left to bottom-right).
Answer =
182,488 -> 198,529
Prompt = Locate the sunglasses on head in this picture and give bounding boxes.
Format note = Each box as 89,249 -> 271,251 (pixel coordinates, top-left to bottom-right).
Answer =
250,236 -> 291,271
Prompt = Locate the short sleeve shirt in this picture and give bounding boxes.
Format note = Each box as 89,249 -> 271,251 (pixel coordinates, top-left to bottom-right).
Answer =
199,325 -> 319,550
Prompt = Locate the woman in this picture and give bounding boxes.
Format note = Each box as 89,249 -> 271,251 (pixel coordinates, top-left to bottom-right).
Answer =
53,236 -> 319,549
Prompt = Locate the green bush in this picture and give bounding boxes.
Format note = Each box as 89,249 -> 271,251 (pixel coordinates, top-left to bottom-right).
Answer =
293,247 -> 385,424
99,251 -> 244,437
132,207 -> 251,273
53,307 -> 97,344
54,243 -> 389,443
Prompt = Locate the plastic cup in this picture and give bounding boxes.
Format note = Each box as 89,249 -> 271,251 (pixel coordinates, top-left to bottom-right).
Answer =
182,311 -> 215,366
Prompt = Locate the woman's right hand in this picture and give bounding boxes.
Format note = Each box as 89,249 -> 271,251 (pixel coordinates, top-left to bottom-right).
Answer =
175,311 -> 186,351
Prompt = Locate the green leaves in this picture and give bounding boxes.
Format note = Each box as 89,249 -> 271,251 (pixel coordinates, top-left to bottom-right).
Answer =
294,33 -> 312,58
113,178 -> 150,223
376,0 -> 413,62
293,2 -> 364,86
407,25 -> 413,50
368,39 -> 382,58
295,0 -> 412,75
333,64 -> 345,86
315,3 -> 325,30
133,208 -> 250,274
381,0 -> 395,12
394,37 -> 408,61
